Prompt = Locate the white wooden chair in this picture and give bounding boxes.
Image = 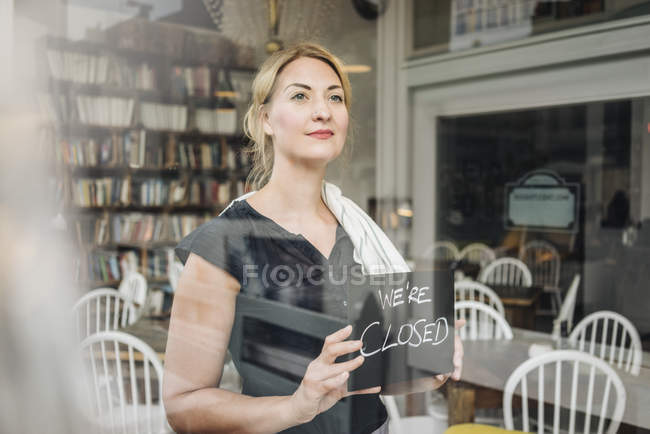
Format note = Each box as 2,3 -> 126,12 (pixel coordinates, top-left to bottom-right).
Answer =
552,274 -> 581,339
479,257 -> 532,287
520,240 -> 562,315
503,350 -> 626,434
381,395 -> 447,434
118,271 -> 148,318
455,300 -> 513,341
458,242 -> 496,268
80,331 -> 172,433
427,301 -> 512,425
73,288 -> 141,340
569,310 -> 642,375
455,280 -> 505,317
421,241 -> 460,261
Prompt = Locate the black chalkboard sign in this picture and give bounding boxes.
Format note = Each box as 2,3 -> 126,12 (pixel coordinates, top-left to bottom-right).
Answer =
345,270 -> 455,391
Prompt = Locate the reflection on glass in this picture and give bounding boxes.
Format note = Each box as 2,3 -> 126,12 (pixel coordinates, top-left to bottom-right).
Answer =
436,97 -> 650,342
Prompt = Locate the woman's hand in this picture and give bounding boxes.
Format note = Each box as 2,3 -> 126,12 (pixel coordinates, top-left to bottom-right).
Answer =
432,318 -> 466,387
289,325 -> 381,424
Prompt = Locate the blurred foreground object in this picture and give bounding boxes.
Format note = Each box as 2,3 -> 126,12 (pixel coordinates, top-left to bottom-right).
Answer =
0,99 -> 88,432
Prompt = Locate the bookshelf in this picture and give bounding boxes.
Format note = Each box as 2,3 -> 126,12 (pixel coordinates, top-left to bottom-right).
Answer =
40,26 -> 255,290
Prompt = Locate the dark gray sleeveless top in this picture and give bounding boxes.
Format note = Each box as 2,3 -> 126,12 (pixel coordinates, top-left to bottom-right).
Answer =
175,199 -> 388,434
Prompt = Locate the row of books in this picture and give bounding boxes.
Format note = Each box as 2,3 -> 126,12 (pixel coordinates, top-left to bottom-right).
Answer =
110,248 -> 170,281
195,108 -> 238,135
40,93 -> 240,134
131,179 -> 173,206
170,66 -> 211,98
76,95 -> 135,127
186,179 -> 232,207
56,130 -> 147,168
172,140 -> 248,170
70,176 -> 244,208
71,177 -> 130,207
74,214 -> 110,247
47,49 -> 157,89
82,249 -> 122,284
73,212 -> 209,248
147,247 -> 174,280
56,134 -> 250,171
130,178 -> 237,207
140,102 -> 188,131
37,93 -> 72,124
76,249 -> 163,284
112,213 -> 209,243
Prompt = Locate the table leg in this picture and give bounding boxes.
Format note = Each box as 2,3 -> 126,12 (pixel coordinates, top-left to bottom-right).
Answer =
405,392 -> 425,416
447,381 -> 475,425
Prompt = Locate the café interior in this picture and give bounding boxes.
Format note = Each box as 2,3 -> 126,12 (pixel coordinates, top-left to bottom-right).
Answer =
3,0 -> 650,433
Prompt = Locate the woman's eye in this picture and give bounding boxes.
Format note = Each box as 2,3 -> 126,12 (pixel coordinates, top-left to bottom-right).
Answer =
292,93 -> 306,101
330,95 -> 344,102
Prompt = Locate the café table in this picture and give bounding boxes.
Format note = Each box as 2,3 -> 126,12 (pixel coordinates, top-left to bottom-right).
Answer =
121,315 -> 170,360
422,260 -> 543,330
489,285 -> 543,330
410,328 -> 650,429
431,260 -> 482,281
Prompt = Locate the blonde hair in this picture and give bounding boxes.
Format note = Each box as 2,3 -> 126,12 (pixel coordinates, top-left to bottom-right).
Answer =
243,42 -> 352,190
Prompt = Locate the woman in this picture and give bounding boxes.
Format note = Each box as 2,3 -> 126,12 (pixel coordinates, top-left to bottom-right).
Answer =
163,42 -> 463,433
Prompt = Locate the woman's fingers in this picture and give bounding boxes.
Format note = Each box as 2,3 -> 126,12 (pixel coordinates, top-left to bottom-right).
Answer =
318,325 -> 355,362
455,318 -> 466,329
314,355 -> 365,381
321,371 -> 349,391
319,339 -> 363,364
325,325 -> 353,344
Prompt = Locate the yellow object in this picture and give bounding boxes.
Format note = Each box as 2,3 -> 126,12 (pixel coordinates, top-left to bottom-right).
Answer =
445,424 -> 524,433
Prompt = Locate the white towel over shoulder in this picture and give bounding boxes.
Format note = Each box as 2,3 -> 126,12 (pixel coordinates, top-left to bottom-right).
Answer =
220,181 -> 410,275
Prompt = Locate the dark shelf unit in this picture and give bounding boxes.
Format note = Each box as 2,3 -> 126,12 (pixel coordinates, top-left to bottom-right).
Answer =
44,34 -> 252,288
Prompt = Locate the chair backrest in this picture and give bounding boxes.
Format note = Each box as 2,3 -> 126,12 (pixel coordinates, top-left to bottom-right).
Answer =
479,257 -> 532,287
73,288 -> 140,340
503,350 -> 626,434
455,300 -> 513,341
454,280 -> 505,317
79,331 -> 168,433
552,274 -> 581,339
520,240 -> 561,288
421,241 -> 459,261
458,242 -> 496,268
569,310 -> 642,375
167,260 -> 184,293
118,271 -> 148,317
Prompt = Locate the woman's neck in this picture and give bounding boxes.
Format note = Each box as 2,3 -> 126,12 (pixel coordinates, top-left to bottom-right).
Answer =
253,158 -> 332,224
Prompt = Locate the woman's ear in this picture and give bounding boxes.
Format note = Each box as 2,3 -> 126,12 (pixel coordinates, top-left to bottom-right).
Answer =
260,105 -> 273,136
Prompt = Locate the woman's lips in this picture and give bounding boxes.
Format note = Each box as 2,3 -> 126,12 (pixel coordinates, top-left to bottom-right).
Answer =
308,130 -> 333,139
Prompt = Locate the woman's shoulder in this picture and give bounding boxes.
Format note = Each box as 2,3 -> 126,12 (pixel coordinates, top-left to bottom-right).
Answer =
206,200 -> 250,230
174,200 -> 250,267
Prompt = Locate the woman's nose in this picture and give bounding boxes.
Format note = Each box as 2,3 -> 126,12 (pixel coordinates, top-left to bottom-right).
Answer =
311,101 -> 331,121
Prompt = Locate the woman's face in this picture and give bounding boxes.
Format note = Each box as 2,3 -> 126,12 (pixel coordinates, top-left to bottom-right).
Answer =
262,57 -> 348,167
